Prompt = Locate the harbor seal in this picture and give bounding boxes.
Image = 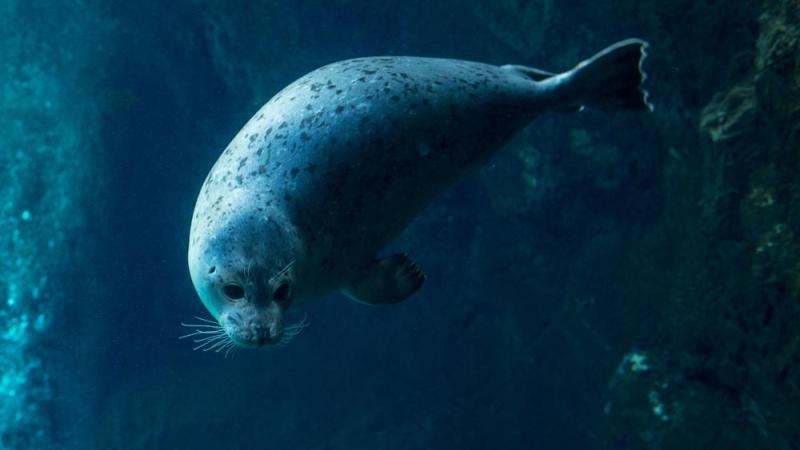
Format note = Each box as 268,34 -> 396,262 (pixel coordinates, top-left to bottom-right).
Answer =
186,39 -> 652,350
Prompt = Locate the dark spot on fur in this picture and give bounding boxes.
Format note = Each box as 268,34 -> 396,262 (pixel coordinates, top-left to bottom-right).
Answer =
335,105 -> 345,114
291,167 -> 299,178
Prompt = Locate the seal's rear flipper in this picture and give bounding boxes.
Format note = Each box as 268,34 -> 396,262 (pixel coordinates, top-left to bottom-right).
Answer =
541,39 -> 653,112
343,253 -> 425,305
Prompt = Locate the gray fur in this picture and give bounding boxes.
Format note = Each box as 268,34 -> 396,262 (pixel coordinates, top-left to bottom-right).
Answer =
187,40 -> 650,347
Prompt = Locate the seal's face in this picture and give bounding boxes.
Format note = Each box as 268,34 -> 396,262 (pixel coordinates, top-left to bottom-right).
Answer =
187,207 -> 308,351
200,260 -> 295,348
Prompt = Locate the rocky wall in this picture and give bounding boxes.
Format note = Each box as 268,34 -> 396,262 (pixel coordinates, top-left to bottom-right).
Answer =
0,1 -> 108,448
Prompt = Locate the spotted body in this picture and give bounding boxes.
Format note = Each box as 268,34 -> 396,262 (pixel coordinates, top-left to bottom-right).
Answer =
187,39 -> 652,349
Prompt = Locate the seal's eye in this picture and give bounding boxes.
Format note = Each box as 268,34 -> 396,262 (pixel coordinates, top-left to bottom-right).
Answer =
223,283 -> 245,301
273,282 -> 290,301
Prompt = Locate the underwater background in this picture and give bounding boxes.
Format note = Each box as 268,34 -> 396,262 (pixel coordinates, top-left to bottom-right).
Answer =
1,0 -> 799,449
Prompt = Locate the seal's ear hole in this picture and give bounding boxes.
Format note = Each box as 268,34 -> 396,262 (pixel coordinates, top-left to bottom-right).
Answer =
223,283 -> 245,300
208,266 -> 216,274
273,282 -> 290,301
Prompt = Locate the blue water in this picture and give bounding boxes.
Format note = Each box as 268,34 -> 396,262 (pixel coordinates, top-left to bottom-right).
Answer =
3,1 -> 795,449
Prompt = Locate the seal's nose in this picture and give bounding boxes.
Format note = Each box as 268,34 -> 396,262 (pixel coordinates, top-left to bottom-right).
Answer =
250,322 -> 266,336
248,321 -> 282,346
248,323 -> 266,347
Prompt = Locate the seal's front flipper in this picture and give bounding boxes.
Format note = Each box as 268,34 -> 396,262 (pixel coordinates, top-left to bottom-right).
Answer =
343,253 -> 426,305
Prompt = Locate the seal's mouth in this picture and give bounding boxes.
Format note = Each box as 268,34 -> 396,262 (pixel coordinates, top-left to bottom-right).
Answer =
179,314 -> 309,356
226,316 -> 282,348
224,313 -> 309,348
219,308 -> 282,348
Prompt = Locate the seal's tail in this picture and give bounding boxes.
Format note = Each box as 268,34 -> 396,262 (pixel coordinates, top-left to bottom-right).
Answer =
530,39 -> 653,112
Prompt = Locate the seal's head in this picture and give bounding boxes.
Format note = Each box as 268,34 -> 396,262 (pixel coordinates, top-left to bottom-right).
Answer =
187,206 -> 307,350
204,258 -> 295,348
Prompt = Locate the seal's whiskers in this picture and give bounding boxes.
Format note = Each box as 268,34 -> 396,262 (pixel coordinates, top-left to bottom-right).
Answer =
270,259 -> 296,284
223,342 -> 238,358
181,323 -> 221,329
192,316 -> 220,325
244,260 -> 255,284
284,314 -> 309,332
180,318 -> 236,355
179,328 -> 224,338
193,336 -> 228,351
205,338 -> 233,352
192,334 -> 227,345
277,315 -> 309,347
